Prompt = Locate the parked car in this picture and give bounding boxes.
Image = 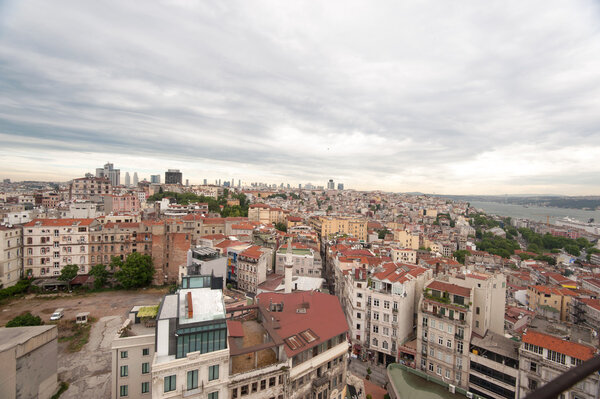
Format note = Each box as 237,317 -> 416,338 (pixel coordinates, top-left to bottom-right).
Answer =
50,308 -> 64,321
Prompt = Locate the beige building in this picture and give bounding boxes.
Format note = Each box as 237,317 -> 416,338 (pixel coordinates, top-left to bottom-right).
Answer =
275,245 -> 322,277
416,272 -> 506,389
393,230 -> 420,250
111,310 -> 156,399
527,285 -> 576,322
70,176 -> 112,200
391,248 -> 417,264
248,204 -> 287,225
23,218 -> 98,277
0,225 -> 22,287
313,217 -> 367,242
0,325 -> 58,399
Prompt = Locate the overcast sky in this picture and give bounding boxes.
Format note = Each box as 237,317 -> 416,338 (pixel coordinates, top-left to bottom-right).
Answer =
1,0 -> 600,195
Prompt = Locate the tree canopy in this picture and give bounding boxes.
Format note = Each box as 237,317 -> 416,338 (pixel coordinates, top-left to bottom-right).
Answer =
89,264 -> 110,289
59,264 -> 79,289
114,253 -> 155,289
147,191 -> 249,217
7,312 -> 43,327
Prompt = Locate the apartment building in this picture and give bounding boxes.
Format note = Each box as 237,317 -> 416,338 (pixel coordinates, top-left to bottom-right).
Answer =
312,217 -> 367,242
393,230 -> 420,250
275,245 -> 322,277
23,219 -> 98,277
519,330 -> 598,399
527,285 -> 576,322
236,245 -> 272,294
89,222 -> 152,266
248,204 -> 287,225
70,177 -> 112,200
0,225 -> 22,287
469,331 -> 520,399
111,310 -> 156,399
152,276 -> 229,399
342,262 -> 431,364
391,248 -> 417,264
104,194 -> 141,214
416,272 -> 506,389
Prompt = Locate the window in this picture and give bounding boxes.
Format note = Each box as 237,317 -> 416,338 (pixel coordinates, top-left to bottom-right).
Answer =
529,379 -> 538,390
120,385 -> 128,397
447,340 -> 452,348
384,301 -> 390,309
437,365 -> 442,375
373,338 -> 378,347
187,370 -> 198,390
530,362 -> 537,372
382,341 -> 388,349
120,365 -> 128,377
208,393 -> 219,399
141,382 -> 149,394
457,341 -> 463,354
445,369 -> 451,379
252,382 -> 258,393
475,320 -> 479,328
373,325 -> 379,333
423,317 -> 428,327
438,336 -> 443,345
164,375 -> 176,393
261,380 -> 266,390
476,307 -> 480,315
209,365 -> 219,381
373,299 -> 380,307
143,348 -> 150,356
142,362 -> 150,374
269,377 -> 276,387
429,363 -> 434,371
241,385 -> 249,396
373,312 -> 379,320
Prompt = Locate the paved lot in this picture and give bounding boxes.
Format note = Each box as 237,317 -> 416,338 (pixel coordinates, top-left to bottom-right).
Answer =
0,289 -> 167,399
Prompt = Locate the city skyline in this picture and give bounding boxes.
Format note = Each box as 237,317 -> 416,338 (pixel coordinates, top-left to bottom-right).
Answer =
2,1 -> 600,195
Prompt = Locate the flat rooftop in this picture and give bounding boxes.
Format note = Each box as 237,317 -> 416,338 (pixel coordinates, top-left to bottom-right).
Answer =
178,288 -> 225,324
388,365 -> 465,399
471,331 -> 519,359
0,325 -> 57,353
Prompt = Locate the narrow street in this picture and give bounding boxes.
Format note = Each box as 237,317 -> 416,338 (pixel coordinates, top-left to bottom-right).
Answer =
348,357 -> 389,388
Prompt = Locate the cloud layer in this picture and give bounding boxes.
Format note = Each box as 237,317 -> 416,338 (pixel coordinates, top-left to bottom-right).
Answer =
1,0 -> 600,194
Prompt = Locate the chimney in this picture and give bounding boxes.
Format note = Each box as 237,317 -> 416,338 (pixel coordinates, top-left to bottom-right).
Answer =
285,238 -> 293,294
186,291 -> 193,319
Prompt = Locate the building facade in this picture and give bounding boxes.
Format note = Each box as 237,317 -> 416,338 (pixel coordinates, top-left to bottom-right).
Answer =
0,225 -> 22,287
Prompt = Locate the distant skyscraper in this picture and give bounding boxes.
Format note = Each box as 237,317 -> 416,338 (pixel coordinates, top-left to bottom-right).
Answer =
299,184 -> 302,189
124,172 -> 131,187
238,179 -> 241,188
186,179 -> 189,186
337,183 -> 344,190
165,169 -> 182,185
203,179 -> 207,185
151,175 -> 160,184
133,172 -> 139,186
327,179 -> 335,190
96,162 -> 120,186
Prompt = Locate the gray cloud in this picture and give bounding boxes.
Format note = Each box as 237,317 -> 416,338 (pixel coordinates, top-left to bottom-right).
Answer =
1,0 -> 600,194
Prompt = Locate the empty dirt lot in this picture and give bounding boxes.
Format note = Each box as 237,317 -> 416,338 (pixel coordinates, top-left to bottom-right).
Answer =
0,288 -> 168,398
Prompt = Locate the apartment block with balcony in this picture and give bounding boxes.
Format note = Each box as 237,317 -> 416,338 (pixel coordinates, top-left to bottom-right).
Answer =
23,219 -> 97,277
70,177 -> 112,200
236,245 -> 272,295
519,330 -> 599,399
0,225 -> 22,287
275,246 -> 322,277
416,280 -> 473,387
342,262 -> 431,365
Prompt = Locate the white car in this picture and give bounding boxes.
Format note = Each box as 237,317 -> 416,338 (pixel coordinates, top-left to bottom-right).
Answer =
50,308 -> 64,321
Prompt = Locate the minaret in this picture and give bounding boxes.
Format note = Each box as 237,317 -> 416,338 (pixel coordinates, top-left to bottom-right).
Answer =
284,238 -> 293,294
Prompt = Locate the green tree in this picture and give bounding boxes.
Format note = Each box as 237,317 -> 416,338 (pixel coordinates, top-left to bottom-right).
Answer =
378,229 -> 391,240
115,253 -> 155,289
274,222 -> 287,233
89,264 -> 110,289
7,312 -> 43,327
59,264 -> 79,290
453,250 -> 471,264
564,244 -> 580,257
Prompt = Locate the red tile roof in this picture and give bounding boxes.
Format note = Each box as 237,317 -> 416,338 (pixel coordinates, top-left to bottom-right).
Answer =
372,263 -> 428,283
227,320 -> 244,337
240,245 -> 264,260
257,291 -> 348,357
523,330 -> 596,361
427,281 -> 471,298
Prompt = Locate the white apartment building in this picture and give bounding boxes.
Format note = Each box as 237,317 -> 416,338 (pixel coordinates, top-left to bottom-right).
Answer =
275,245 -> 322,277
237,245 -> 272,295
23,219 -> 98,277
343,262 -> 432,365
391,248 -> 417,264
0,225 -> 22,287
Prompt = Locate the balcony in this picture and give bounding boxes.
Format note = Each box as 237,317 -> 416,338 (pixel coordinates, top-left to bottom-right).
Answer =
313,374 -> 329,389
